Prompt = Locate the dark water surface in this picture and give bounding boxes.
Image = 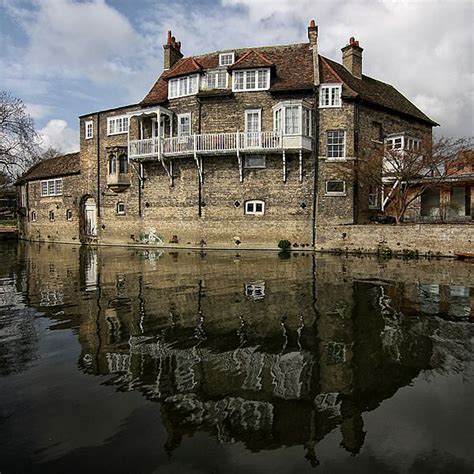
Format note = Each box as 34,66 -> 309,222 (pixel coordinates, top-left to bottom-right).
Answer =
0,241 -> 473,474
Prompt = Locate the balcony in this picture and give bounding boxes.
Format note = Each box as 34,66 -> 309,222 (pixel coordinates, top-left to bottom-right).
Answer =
128,131 -> 312,160
106,172 -> 130,192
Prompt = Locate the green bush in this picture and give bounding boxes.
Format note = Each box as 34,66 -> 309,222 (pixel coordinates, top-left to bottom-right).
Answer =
278,239 -> 291,250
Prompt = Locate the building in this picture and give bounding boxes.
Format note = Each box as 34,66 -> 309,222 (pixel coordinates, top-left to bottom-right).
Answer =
17,20 -> 439,249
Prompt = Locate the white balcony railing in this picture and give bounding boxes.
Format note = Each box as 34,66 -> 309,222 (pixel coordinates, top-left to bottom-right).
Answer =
129,131 -> 312,160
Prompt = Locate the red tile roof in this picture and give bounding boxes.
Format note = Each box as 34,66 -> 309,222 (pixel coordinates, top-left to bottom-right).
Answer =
141,42 -> 437,125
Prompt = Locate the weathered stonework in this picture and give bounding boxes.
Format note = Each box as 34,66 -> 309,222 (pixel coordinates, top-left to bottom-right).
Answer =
18,21 -> 451,251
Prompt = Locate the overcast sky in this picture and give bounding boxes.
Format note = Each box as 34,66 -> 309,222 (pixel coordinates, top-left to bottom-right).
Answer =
0,0 -> 472,152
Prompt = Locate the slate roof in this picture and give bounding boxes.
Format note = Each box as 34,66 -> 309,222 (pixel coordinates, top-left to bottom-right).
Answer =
141,42 -> 437,126
17,152 -> 81,184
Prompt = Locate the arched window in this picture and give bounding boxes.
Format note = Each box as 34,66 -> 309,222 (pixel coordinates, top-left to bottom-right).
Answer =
109,155 -> 117,174
49,210 -> 55,221
66,209 -> 73,221
31,210 -> 37,222
118,154 -> 128,174
116,202 -> 125,215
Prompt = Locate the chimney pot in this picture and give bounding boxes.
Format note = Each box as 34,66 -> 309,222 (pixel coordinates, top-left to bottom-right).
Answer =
308,19 -> 318,47
167,30 -> 172,45
163,31 -> 183,70
310,19 -> 316,28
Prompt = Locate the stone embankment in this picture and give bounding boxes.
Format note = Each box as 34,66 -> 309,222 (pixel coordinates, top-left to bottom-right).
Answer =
316,224 -> 473,257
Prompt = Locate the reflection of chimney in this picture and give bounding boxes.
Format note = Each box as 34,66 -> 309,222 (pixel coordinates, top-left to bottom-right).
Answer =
308,19 -> 320,85
342,37 -> 363,79
163,30 -> 183,70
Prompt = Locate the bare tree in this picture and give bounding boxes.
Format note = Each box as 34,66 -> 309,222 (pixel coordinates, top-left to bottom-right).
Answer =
355,135 -> 473,223
0,91 -> 41,180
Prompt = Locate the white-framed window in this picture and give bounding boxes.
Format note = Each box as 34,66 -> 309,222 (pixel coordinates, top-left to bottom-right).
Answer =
325,180 -> 346,196
319,84 -> 342,108
19,184 -> 27,207
219,52 -> 235,66
245,155 -> 265,168
85,120 -> 93,139
368,185 -> 379,208
41,178 -> 63,197
107,116 -> 129,136
116,202 -> 125,215
232,69 -> 270,92
386,135 -> 420,151
168,74 -> 199,99
273,101 -> 312,136
245,200 -> 265,215
326,130 -> 346,159
177,113 -> 191,136
66,209 -> 73,221
245,109 -> 261,133
205,70 -> 228,89
109,155 -> 117,174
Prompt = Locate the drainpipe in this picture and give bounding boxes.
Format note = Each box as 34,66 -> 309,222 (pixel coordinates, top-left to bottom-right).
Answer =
353,102 -> 360,223
96,112 -> 101,219
197,97 -> 202,218
310,91 -> 319,248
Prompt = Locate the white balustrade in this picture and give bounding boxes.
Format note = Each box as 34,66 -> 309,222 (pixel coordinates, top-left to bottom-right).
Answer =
129,130 -> 310,160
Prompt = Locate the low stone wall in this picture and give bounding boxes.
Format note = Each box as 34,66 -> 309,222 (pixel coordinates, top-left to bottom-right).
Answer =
316,223 -> 474,257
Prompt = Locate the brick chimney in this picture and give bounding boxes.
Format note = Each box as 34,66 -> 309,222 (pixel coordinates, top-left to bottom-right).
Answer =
341,37 -> 363,79
163,30 -> 183,70
308,19 -> 320,85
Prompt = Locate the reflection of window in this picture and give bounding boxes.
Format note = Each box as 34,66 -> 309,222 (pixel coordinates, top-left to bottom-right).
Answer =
245,155 -> 265,168
245,281 -> 266,300
449,285 -> 471,318
419,284 -> 440,314
326,342 -> 346,365
245,200 -> 265,215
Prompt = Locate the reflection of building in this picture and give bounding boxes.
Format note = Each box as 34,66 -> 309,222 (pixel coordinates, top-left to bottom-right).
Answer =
13,242 -> 473,466
16,20 -> 437,248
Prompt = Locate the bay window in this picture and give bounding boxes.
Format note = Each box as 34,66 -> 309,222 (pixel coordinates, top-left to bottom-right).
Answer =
272,101 -> 312,136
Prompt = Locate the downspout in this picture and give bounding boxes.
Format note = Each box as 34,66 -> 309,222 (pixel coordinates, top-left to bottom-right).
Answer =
197,97 -> 202,218
310,94 -> 319,248
353,102 -> 360,223
96,112 -> 101,219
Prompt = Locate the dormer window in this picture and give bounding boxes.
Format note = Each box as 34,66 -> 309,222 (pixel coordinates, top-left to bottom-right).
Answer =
232,69 -> 270,92
205,70 -> 228,89
168,74 -> 199,99
219,52 -> 234,66
319,84 -> 342,108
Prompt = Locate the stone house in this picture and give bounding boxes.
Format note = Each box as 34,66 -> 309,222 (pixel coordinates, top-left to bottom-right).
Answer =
18,20 -> 439,248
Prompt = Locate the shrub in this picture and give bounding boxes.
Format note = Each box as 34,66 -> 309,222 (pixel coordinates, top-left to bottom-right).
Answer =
278,239 -> 291,250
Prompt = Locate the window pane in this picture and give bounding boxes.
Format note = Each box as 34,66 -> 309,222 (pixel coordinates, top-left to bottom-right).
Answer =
326,181 -> 345,193
246,70 -> 256,89
285,106 -> 300,134
327,130 -> 345,158
257,70 -> 267,88
246,202 -> 254,213
234,71 -> 244,90
217,70 -> 226,88
255,203 -> 263,213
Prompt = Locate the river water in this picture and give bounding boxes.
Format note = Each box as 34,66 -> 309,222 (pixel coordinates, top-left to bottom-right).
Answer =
0,241 -> 473,473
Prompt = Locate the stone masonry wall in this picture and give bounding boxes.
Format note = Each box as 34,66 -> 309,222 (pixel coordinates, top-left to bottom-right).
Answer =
316,223 -> 473,256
